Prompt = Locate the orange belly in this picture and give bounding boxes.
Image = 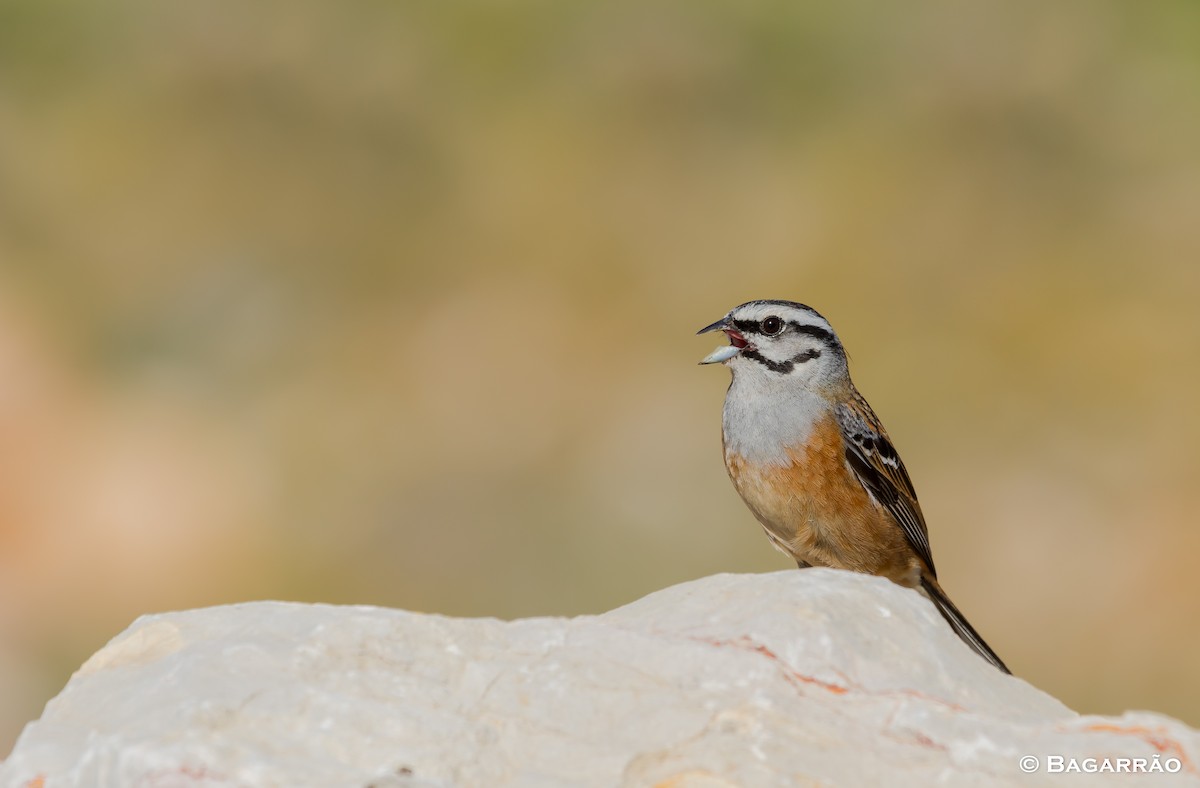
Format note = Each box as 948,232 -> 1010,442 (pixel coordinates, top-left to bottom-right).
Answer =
724,414 -> 921,586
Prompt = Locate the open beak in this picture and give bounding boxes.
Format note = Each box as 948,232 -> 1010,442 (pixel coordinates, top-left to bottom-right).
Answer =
697,316 -> 748,365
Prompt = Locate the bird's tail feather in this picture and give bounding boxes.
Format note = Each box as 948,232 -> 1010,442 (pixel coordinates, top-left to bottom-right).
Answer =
920,574 -> 1011,674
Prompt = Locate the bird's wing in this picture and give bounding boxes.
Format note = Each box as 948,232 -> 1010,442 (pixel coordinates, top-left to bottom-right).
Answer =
835,392 -> 936,576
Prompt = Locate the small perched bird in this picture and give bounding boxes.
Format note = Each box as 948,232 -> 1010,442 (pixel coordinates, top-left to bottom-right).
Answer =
699,299 -> 1009,673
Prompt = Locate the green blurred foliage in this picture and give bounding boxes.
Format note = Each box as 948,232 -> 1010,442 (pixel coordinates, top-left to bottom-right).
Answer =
2,0 -> 1199,752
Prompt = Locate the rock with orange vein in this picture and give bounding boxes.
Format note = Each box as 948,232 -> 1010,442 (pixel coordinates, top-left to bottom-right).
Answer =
1,570 -> 1197,787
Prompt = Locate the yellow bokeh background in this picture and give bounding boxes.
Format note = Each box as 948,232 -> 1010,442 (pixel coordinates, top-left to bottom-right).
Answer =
2,0 -> 1199,752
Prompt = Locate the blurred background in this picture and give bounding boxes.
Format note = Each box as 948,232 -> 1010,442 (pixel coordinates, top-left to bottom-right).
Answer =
2,0 -> 1199,752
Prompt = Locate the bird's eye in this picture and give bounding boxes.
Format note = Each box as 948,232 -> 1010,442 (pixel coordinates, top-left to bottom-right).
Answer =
760,317 -> 784,336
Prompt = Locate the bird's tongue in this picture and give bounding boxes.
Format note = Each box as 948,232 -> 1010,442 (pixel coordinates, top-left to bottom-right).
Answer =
726,330 -> 748,349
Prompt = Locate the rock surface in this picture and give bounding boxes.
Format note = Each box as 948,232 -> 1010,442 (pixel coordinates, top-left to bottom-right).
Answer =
1,570 -> 1197,787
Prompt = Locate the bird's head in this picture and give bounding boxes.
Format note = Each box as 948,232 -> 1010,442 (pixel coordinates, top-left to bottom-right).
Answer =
698,300 -> 848,390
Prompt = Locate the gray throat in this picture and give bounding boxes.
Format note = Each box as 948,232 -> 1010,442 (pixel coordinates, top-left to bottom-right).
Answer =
721,375 -> 826,466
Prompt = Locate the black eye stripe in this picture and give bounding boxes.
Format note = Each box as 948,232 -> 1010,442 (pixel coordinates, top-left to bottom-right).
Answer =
730,319 -> 837,346
789,323 -> 836,343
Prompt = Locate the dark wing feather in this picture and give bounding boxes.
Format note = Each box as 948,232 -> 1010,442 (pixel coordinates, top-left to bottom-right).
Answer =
835,392 -> 936,576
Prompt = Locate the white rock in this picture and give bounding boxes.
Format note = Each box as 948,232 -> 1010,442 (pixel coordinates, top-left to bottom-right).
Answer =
2,570 -> 1197,787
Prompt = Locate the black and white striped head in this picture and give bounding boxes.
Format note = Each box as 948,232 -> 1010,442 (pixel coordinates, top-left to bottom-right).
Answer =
698,300 -> 847,386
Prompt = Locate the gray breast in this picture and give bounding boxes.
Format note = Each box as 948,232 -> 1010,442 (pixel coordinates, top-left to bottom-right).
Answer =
721,378 -> 825,466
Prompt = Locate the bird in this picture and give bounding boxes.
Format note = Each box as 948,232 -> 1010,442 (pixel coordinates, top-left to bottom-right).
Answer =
698,299 -> 1010,673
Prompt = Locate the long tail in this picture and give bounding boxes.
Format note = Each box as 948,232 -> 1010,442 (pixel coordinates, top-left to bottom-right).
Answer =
920,574 -> 1011,674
